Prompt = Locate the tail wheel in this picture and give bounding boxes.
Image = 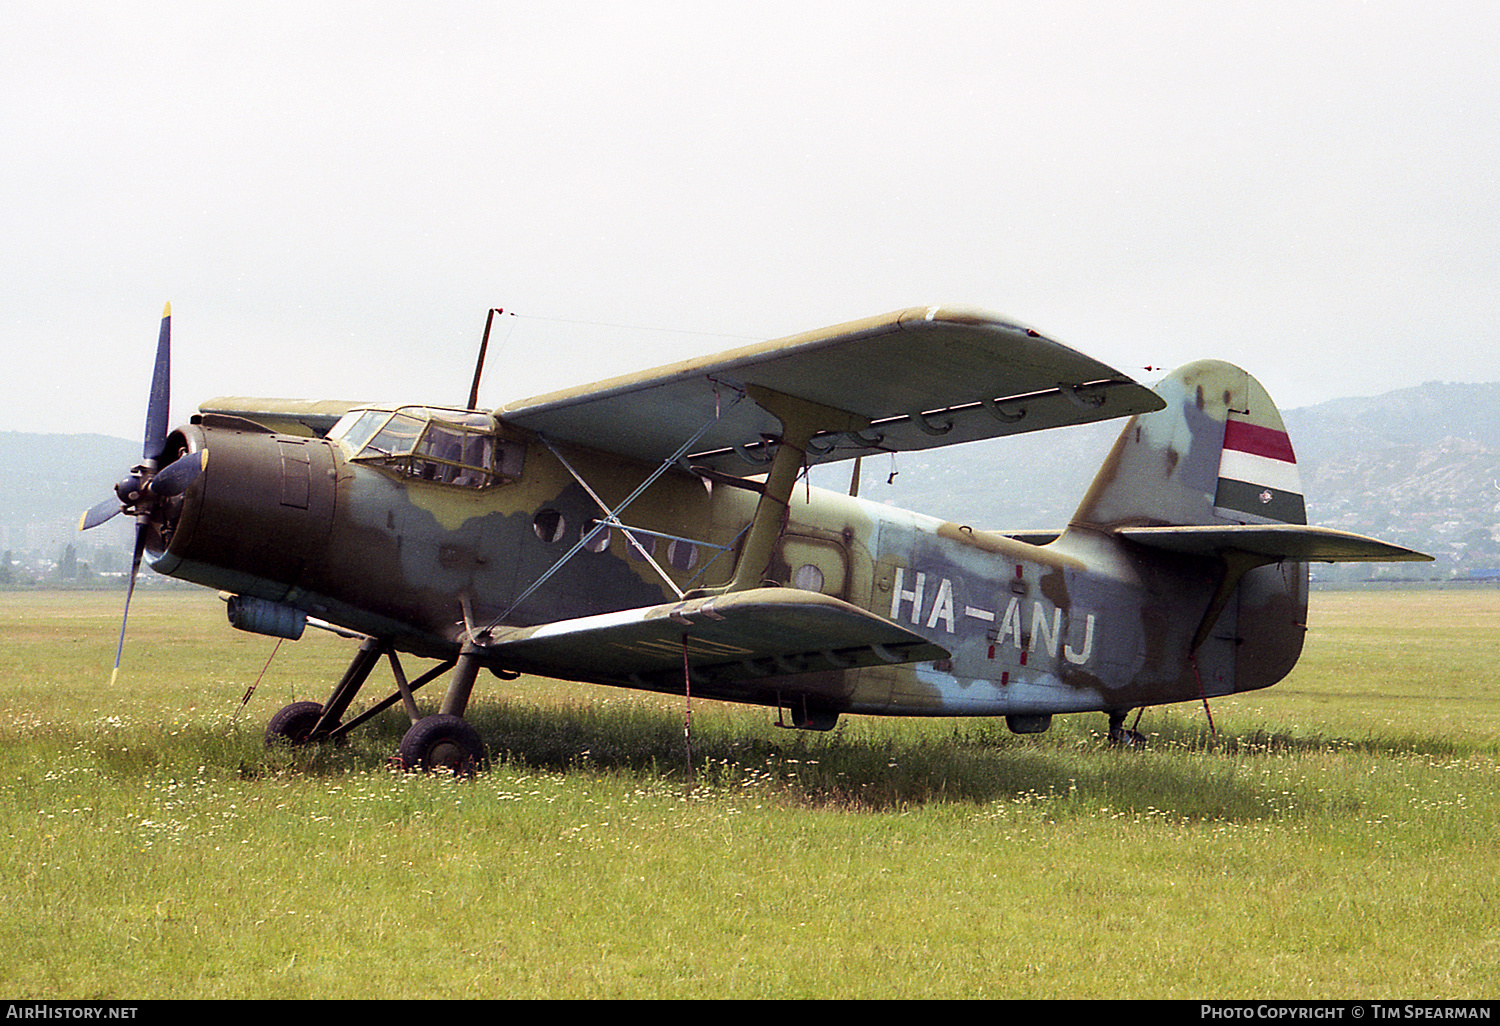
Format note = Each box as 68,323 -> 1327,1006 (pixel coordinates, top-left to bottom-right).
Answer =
265,701 -> 336,747
397,714 -> 487,775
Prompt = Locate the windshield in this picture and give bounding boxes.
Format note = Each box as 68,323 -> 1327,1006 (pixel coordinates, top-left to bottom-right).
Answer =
328,407 -> 515,487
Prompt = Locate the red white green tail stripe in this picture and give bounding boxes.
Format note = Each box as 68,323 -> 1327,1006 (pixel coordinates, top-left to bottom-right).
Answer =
1213,417 -> 1306,524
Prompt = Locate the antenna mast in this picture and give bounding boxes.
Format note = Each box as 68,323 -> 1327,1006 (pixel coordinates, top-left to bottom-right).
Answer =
467,308 -> 504,409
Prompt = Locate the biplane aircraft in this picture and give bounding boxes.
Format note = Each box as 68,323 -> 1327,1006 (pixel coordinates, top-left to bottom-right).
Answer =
82,303 -> 1430,770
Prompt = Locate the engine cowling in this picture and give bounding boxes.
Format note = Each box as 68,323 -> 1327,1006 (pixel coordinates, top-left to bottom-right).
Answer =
151,418 -> 337,602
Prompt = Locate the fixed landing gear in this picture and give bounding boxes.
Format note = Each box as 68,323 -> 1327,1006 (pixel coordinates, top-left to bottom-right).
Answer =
1107,709 -> 1146,746
265,701 -> 332,746
262,637 -> 491,773
396,714 -> 487,775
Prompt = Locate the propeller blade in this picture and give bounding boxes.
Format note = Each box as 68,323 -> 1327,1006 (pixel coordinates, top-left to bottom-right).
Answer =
110,525 -> 149,686
148,448 -> 207,497
143,302 -> 171,461
104,304 -> 178,684
79,497 -> 123,532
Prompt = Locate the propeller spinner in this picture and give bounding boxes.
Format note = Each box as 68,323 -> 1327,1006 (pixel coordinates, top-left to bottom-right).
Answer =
79,304 -> 208,683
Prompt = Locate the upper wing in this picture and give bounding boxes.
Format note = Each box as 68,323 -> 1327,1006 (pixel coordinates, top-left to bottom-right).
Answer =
484,587 -> 949,693
499,305 -> 1164,472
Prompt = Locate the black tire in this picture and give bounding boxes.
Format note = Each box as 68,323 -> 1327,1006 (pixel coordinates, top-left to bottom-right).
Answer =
397,714 -> 487,775
265,701 -> 334,747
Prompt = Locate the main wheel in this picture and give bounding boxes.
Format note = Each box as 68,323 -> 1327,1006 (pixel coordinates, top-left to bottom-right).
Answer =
397,714 -> 487,775
265,701 -> 335,747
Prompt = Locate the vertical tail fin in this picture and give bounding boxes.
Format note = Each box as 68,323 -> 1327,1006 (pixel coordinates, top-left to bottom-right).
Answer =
1071,359 -> 1304,531
1065,359 -> 1427,698
1056,357 -> 1428,702
1067,360 -> 1310,696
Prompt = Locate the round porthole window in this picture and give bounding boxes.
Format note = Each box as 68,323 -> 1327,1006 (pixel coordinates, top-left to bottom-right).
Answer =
793,563 -> 825,593
533,508 -> 566,543
583,519 -> 610,553
667,539 -> 698,570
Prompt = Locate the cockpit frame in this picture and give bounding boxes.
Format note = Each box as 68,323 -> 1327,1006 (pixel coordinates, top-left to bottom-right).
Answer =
328,406 -> 523,488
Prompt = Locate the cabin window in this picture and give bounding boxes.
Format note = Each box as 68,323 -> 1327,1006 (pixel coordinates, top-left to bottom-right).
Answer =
793,563 -> 825,593
781,536 -> 848,597
333,410 -> 389,453
667,539 -> 698,571
364,413 -> 426,460
534,509 -> 566,543
583,519 -> 611,553
329,406 -> 521,489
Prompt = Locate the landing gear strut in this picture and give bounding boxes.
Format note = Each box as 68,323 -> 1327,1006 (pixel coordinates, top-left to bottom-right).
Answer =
262,636 -> 495,773
394,642 -> 489,773
1107,709 -> 1146,746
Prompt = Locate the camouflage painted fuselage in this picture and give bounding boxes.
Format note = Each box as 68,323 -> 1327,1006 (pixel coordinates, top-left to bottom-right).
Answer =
149,359 -> 1315,723
86,303 -> 1427,747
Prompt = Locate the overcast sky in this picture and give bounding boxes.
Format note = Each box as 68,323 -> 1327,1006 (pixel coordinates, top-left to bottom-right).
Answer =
6,1 -> 1497,441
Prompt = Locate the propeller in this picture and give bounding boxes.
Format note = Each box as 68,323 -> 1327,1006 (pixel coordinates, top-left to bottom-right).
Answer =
79,303 -> 208,683
79,446 -> 207,530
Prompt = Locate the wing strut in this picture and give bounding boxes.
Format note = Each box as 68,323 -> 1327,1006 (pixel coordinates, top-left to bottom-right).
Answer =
719,385 -> 867,594
537,434 -> 739,597
478,393 -> 744,634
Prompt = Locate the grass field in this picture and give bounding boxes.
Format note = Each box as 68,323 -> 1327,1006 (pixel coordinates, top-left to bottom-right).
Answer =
1,588 -> 1496,999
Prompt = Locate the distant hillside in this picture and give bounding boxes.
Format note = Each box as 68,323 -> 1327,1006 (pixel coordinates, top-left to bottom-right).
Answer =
0,431 -> 138,527
1281,383 -> 1500,578
0,431 -> 138,570
4,381 -> 1498,581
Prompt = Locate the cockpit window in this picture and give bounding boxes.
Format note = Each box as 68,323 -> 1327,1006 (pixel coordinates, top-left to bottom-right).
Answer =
333,410 -> 392,454
363,412 -> 427,459
328,407 -> 522,488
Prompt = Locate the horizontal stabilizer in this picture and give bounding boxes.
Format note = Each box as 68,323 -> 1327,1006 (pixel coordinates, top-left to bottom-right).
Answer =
1002,530 -> 1062,546
1117,524 -> 1433,563
484,588 -> 949,690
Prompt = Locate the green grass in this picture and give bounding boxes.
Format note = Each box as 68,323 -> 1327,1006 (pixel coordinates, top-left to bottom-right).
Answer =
1,588 -> 1497,998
